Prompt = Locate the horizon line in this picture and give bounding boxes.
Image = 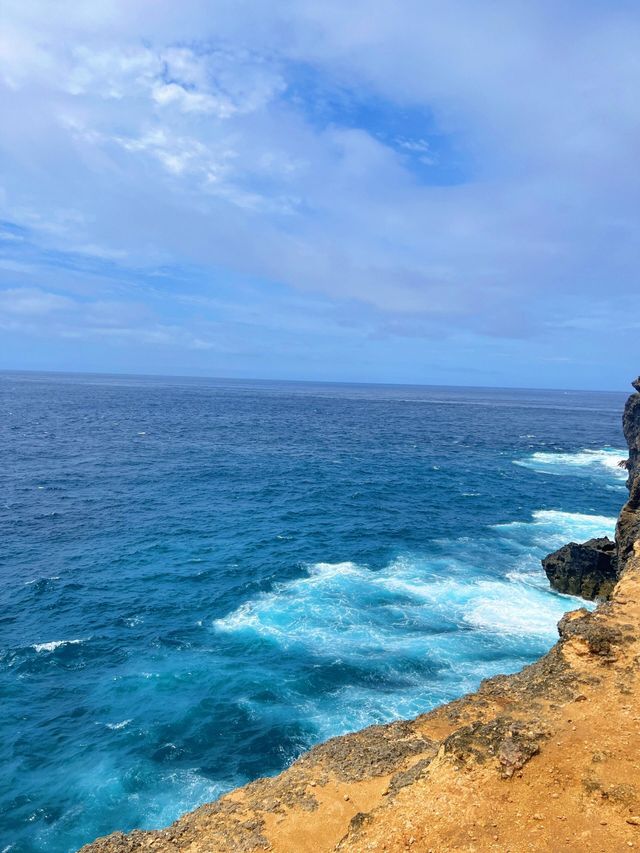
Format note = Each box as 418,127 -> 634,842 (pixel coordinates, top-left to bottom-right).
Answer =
0,367 -> 631,395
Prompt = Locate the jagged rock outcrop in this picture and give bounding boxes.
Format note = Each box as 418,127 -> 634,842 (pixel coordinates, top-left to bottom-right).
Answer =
616,376 -> 640,570
542,537 -> 617,600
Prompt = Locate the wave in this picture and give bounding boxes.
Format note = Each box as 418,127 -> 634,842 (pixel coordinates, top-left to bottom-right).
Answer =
494,509 -> 616,549
105,719 -> 132,731
24,575 -> 60,586
214,507 -> 614,708
215,557 -> 573,656
514,446 -> 627,479
213,552 -> 584,735
32,638 -> 86,653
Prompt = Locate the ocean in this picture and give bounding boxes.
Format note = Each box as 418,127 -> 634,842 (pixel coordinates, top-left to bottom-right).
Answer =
0,372 -> 629,852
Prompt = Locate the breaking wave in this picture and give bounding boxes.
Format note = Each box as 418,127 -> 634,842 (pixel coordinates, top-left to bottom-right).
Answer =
514,446 -> 627,481
32,638 -> 87,653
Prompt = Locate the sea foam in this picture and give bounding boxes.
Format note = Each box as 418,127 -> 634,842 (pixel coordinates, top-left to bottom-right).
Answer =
514,446 -> 627,478
105,719 -> 132,731
32,639 -> 86,653
494,509 -> 617,551
214,504 -> 617,664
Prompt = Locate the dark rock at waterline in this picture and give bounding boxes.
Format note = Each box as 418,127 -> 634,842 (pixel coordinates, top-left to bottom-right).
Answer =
542,537 -> 617,601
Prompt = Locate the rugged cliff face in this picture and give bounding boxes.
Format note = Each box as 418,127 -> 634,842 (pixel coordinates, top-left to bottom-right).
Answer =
617,377 -> 640,570
542,377 -> 640,601
81,378 -> 640,853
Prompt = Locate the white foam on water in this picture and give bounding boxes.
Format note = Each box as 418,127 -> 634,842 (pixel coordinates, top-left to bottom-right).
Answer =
25,575 -> 60,585
212,550 -> 586,742
151,768 -> 227,832
462,579 -> 579,636
494,509 -> 617,551
105,719 -> 132,731
214,555 -> 576,658
307,560 -> 360,577
214,499 -> 621,666
212,501 -> 618,742
514,446 -> 627,479
32,638 -> 86,653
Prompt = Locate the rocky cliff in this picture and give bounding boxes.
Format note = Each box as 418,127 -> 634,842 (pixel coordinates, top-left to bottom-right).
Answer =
541,377 -> 640,601
617,377 -> 640,569
81,378 -> 640,853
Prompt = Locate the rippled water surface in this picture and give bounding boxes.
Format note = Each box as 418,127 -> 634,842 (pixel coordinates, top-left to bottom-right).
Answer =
0,373 -> 628,852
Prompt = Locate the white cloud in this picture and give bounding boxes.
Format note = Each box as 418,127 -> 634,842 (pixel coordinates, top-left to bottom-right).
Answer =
0,287 -> 73,316
151,82 -> 232,116
0,284 -> 219,351
0,0 -> 639,376
66,45 -> 158,98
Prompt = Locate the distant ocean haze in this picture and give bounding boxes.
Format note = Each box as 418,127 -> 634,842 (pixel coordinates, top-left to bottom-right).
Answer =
0,373 -> 628,852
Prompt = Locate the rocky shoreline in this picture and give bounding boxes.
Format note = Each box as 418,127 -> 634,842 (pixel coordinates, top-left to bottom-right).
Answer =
81,377 -> 640,853
541,375 -> 640,603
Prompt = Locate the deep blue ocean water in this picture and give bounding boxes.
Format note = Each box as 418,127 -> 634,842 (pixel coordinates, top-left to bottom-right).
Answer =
0,372 -> 629,853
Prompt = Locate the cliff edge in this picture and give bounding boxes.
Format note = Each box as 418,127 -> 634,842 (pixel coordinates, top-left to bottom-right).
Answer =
82,380 -> 640,853
617,376 -> 640,569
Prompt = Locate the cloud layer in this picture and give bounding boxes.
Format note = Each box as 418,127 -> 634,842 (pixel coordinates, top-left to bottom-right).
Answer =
0,1 -> 638,387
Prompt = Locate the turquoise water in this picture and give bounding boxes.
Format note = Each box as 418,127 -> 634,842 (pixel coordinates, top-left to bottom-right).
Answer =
0,373 -> 628,852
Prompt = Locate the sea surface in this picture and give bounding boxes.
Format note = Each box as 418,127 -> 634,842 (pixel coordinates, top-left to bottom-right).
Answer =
0,372 -> 629,853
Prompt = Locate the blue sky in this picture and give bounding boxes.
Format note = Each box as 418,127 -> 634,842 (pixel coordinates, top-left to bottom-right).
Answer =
0,1 -> 638,389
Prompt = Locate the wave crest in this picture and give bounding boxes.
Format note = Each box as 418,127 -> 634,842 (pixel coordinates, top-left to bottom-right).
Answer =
514,446 -> 627,479
32,638 -> 86,653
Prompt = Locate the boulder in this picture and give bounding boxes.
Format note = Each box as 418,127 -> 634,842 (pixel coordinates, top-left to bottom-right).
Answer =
542,537 -> 617,601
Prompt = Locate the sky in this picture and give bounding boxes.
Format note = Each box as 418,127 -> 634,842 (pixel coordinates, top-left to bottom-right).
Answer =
0,0 -> 638,390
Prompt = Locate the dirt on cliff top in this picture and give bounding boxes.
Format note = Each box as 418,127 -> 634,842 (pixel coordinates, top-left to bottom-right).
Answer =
81,543 -> 640,853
